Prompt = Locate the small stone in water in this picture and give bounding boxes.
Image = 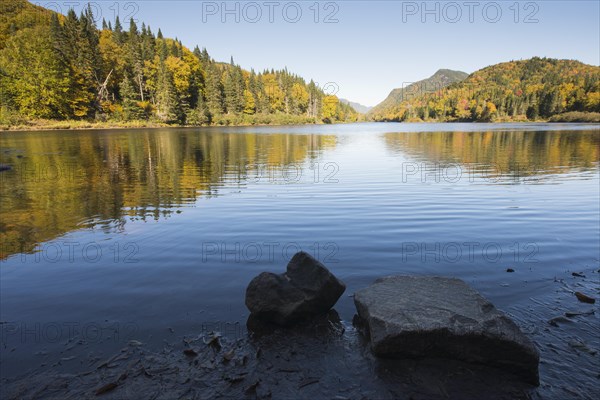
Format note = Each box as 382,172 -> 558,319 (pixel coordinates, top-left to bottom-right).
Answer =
548,316 -> 571,327
565,310 -> 595,318
95,382 -> 118,395
568,339 -> 598,355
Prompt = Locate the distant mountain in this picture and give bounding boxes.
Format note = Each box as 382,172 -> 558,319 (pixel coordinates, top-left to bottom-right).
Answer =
369,69 -> 468,120
370,58 -> 600,122
339,99 -> 372,114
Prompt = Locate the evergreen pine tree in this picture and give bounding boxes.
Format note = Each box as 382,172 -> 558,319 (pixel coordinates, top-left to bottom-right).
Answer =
119,75 -> 142,120
155,61 -> 181,123
205,63 -> 224,116
186,89 -> 210,125
113,16 -> 124,44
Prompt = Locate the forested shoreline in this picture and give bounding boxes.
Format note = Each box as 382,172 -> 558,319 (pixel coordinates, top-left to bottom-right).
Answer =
2,1 -> 599,130
368,58 -> 600,123
0,0 -> 358,129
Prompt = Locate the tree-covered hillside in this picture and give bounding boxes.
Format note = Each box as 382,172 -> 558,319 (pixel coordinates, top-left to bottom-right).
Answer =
369,69 -> 468,120
371,58 -> 600,122
0,0 -> 357,127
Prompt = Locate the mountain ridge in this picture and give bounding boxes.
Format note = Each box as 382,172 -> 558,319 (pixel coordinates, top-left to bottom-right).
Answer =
370,58 -> 600,122
369,69 -> 469,120
339,98 -> 372,114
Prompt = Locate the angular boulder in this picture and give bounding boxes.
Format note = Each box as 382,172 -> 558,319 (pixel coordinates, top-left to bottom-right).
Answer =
354,275 -> 540,385
245,251 -> 346,326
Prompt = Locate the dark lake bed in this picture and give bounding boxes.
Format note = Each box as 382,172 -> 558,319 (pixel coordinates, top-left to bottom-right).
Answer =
1,123 -> 599,398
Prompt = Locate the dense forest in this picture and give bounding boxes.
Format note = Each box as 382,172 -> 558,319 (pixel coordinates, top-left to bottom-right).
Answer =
0,0 -> 357,127
370,58 -> 600,122
2,1 -> 598,127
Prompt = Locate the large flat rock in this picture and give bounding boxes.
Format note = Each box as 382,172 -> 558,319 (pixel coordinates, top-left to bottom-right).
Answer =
354,275 -> 540,385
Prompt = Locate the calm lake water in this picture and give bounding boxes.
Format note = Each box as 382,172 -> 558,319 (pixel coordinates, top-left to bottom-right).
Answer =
1,123 -> 599,396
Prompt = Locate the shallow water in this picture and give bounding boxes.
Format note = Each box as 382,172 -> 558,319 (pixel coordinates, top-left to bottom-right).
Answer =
1,123 -> 599,397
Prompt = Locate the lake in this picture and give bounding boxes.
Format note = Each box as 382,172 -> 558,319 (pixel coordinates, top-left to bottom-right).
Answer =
1,123 -> 599,397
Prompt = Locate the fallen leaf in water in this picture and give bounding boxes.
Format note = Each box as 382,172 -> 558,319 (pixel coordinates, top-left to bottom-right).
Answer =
224,373 -> 246,384
245,380 -> 260,395
565,310 -> 595,318
95,382 -> 118,395
574,292 -> 596,304
298,378 -> 320,389
183,349 -> 198,357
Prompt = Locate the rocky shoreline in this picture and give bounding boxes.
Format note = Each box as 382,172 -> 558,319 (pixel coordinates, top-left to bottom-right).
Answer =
2,253 -> 598,399
244,252 -> 540,385
3,314 -> 538,400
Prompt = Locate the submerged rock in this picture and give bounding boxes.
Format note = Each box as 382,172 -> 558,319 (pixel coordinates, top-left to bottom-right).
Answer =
245,251 -> 346,326
354,275 -> 540,385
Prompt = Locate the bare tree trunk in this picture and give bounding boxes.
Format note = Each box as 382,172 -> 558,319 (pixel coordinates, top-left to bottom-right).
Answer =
97,69 -> 113,103
136,74 -> 145,102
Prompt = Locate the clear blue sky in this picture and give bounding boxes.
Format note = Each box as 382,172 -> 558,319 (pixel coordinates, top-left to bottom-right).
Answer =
45,1 -> 600,106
